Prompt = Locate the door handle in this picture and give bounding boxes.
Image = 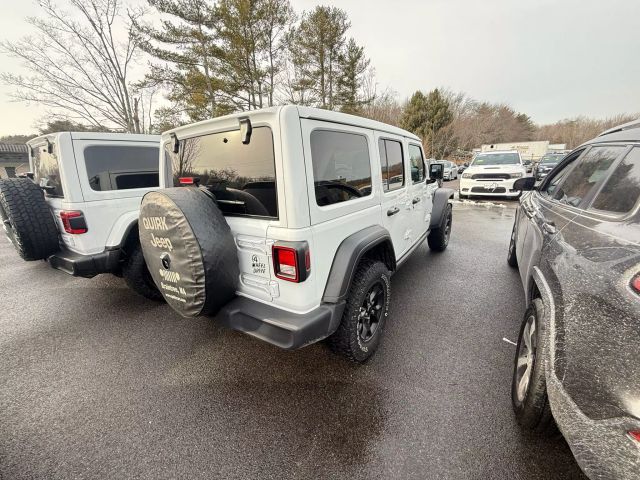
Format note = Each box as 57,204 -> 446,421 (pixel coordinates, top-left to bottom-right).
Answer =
412,197 -> 421,204
387,207 -> 400,216
542,222 -> 557,234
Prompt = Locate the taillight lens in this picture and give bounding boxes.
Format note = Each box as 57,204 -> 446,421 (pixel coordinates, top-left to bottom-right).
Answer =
631,274 -> 640,294
629,430 -> 640,442
60,210 -> 87,234
272,242 -> 310,283
179,177 -> 194,185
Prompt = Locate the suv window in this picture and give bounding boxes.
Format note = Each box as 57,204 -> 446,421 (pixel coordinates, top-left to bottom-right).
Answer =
591,147 -> 640,214
85,145 -> 159,191
379,139 -> 404,192
168,126 -> 277,218
552,146 -> 625,207
32,143 -> 64,197
311,130 -> 372,207
408,144 -> 425,183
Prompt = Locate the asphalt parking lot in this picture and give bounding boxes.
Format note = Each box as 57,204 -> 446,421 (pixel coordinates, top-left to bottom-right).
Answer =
0,197 -> 587,479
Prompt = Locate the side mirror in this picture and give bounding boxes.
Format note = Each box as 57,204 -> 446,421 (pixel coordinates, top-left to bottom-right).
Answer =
513,177 -> 536,191
429,163 -> 444,180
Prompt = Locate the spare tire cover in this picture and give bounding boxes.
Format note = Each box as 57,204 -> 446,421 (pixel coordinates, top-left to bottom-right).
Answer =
139,187 -> 239,317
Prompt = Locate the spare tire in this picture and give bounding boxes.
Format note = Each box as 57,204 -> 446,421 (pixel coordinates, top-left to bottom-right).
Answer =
0,178 -> 59,261
139,187 -> 239,317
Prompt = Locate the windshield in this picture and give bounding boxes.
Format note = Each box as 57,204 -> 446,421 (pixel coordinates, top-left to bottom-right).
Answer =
539,154 -> 564,165
471,153 -> 520,166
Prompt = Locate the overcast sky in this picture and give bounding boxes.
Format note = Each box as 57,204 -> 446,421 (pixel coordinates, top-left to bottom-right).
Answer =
0,0 -> 638,135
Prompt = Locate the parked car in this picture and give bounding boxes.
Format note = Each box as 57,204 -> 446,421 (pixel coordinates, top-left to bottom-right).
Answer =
458,163 -> 468,174
436,160 -> 458,181
459,150 -> 527,199
0,132 -> 162,300
523,159 -> 533,174
534,152 -> 565,180
138,105 -> 454,362
507,119 -> 640,480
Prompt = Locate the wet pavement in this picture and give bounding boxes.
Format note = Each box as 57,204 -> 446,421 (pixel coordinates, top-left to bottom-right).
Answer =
0,198 -> 587,479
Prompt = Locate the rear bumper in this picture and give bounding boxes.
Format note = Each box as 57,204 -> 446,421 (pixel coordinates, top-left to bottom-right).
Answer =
546,372 -> 640,480
216,296 -> 346,350
47,247 -> 121,278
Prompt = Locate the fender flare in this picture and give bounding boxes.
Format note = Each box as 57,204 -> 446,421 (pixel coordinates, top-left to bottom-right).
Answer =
429,188 -> 455,229
105,211 -> 140,249
322,225 -> 395,304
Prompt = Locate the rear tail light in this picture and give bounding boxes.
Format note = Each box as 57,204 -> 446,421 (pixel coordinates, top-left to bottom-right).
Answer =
60,210 -> 87,234
272,241 -> 310,283
631,274 -> 640,295
179,177 -> 194,185
629,430 -> 640,442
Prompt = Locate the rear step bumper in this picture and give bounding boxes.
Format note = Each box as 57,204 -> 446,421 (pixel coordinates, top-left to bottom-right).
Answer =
47,247 -> 121,278
216,297 -> 346,350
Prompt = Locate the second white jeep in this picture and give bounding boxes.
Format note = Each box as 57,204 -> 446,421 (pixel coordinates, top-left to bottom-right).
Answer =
0,132 -> 162,300
139,106 -> 454,361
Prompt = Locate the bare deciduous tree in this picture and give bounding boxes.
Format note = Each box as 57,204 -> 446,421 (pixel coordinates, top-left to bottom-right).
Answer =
1,0 -> 149,133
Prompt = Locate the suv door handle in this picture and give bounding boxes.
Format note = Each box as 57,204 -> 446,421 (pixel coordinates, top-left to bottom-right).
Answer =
387,207 -> 400,216
412,197 -> 421,204
542,222 -> 557,234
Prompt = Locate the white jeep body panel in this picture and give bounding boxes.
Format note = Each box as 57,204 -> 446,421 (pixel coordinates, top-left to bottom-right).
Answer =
26,132 -> 160,255
161,106 -> 434,315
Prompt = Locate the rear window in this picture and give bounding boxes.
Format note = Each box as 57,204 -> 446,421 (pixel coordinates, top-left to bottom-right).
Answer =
591,147 -> 640,214
32,143 -> 64,197
84,145 -> 159,192
311,130 -> 372,206
169,126 -> 277,218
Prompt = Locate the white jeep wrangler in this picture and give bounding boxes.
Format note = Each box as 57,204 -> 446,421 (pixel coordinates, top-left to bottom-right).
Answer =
139,106 -> 454,361
0,132 -> 162,300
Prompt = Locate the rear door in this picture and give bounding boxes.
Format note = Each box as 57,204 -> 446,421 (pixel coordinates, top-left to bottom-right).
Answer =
377,133 -> 411,258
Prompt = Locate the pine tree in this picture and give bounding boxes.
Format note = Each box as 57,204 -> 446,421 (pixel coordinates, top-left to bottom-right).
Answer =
336,38 -> 371,114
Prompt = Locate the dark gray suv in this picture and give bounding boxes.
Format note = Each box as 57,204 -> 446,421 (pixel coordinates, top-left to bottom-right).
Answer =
507,119 -> 640,479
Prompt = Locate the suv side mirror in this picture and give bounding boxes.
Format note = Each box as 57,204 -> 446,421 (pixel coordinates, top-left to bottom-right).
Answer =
513,177 -> 536,191
429,163 -> 444,180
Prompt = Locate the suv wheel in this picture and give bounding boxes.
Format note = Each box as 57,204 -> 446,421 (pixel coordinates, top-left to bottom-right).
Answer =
328,259 -> 390,363
507,224 -> 518,267
511,298 -> 556,435
122,243 -> 164,301
427,203 -> 452,251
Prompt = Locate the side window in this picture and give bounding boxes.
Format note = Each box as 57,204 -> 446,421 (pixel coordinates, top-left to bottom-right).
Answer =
552,146 -> 625,207
32,143 -> 64,197
311,130 -> 372,207
84,145 -> 159,191
379,138 -> 405,192
591,147 -> 640,214
408,144 -> 425,183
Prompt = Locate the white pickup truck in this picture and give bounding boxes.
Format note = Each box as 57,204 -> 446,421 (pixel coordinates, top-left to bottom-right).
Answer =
0,132 -> 162,300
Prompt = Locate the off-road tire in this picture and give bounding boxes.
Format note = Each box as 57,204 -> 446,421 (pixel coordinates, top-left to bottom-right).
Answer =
507,224 -> 518,268
122,243 -> 164,301
511,298 -> 557,435
0,178 -> 59,261
328,259 -> 391,363
427,203 -> 452,252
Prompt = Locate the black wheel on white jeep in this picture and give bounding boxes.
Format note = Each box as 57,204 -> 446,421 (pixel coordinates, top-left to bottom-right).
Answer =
427,203 -> 452,252
122,243 -> 164,301
139,187 -> 239,317
0,178 -> 59,261
328,259 -> 390,363
511,298 -> 557,435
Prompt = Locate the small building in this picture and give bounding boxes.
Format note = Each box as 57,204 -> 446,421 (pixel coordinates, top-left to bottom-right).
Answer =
0,143 -> 29,178
480,141 -> 567,163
